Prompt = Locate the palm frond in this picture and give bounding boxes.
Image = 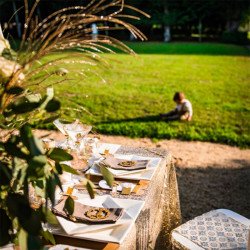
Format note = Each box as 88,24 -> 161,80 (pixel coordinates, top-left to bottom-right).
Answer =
0,0 -> 148,112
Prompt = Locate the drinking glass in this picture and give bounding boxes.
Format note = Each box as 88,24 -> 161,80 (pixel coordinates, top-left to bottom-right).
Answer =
82,137 -> 99,158
53,119 -> 80,149
65,124 -> 92,154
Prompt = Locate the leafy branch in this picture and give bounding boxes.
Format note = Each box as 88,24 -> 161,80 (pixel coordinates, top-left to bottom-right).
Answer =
0,0 -> 147,248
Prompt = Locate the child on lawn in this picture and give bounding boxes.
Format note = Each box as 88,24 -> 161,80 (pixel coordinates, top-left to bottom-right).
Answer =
160,92 -> 193,121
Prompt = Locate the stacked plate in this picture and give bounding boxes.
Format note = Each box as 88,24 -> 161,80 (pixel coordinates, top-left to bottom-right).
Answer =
49,195 -> 144,244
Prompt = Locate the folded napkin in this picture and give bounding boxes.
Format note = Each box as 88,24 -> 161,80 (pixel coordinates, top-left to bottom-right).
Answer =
101,155 -> 149,171
52,198 -> 124,224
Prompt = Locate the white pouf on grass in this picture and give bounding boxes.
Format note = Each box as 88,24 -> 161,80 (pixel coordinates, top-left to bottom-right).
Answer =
171,209 -> 250,250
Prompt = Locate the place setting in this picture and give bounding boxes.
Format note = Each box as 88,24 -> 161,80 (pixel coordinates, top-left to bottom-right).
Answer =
44,119 -> 153,245
49,194 -> 144,244
47,119 -> 161,193
87,153 -> 162,181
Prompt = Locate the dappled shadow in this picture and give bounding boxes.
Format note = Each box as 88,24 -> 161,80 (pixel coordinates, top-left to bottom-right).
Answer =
97,115 -> 161,124
230,159 -> 250,168
119,42 -> 250,56
176,165 -> 250,223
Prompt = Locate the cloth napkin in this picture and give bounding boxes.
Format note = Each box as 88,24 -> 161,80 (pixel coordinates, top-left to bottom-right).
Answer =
101,155 -> 149,171
52,197 -> 124,224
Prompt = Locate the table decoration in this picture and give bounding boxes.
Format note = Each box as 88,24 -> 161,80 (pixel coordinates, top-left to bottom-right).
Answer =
53,119 -> 92,155
53,197 -> 124,224
53,119 -> 78,149
98,180 -> 136,193
97,143 -> 121,155
87,153 -> 161,181
100,155 -> 150,171
49,194 -> 144,243
48,244 -> 90,250
47,143 -> 181,249
49,195 -> 145,244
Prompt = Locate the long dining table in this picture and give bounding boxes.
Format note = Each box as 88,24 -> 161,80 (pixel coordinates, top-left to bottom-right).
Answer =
49,143 -> 182,250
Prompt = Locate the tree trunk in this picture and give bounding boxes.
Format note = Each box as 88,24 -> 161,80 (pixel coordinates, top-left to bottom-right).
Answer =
164,25 -> 171,42
129,32 -> 136,41
0,24 -> 4,39
198,19 -> 202,42
226,21 -> 240,32
163,1 -> 171,42
12,0 -> 22,38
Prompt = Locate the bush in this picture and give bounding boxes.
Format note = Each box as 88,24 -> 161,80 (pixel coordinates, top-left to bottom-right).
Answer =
221,31 -> 249,45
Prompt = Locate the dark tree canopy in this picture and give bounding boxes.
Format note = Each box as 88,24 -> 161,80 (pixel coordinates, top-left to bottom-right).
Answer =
1,0 -> 249,42
125,0 -> 249,41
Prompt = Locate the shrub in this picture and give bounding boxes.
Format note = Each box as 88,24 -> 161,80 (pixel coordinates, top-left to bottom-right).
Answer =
221,31 -> 249,45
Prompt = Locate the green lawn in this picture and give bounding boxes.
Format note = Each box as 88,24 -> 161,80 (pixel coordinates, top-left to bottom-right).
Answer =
43,43 -> 250,147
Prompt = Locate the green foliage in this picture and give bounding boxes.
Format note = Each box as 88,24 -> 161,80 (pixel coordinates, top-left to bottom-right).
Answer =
1,89 -> 61,128
127,0 -> 250,40
125,42 -> 250,55
42,208 -> 58,225
1,1 -> 146,248
0,209 -> 12,246
0,123 -> 80,247
7,194 -> 41,235
0,58 -> 94,249
45,99 -> 61,113
86,180 -> 96,199
5,86 -> 24,95
221,31 -> 249,45
60,163 -> 79,175
100,166 -> 114,187
41,230 -> 56,245
64,196 -> 75,216
48,148 -> 73,162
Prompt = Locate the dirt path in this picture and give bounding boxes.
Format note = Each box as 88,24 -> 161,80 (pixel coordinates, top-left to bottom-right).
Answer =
98,135 -> 250,169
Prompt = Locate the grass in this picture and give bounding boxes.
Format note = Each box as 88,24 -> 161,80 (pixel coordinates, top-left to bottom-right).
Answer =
40,42 -> 250,147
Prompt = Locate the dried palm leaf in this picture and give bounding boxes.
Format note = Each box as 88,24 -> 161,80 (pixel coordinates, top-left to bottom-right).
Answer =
0,0 -> 148,112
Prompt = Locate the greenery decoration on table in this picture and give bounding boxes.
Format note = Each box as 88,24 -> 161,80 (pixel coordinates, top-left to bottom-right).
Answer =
0,0 -> 147,249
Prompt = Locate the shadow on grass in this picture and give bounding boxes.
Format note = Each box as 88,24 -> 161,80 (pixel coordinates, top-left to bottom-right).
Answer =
97,115 -> 161,124
176,165 -> 250,223
122,42 -> 250,56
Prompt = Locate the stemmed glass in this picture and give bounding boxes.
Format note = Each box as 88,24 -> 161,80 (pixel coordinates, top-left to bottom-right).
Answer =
54,119 -> 92,152
53,119 -> 95,174
65,124 -> 92,156
53,119 -> 80,149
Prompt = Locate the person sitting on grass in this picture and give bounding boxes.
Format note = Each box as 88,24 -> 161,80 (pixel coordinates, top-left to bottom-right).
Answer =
160,92 -> 193,121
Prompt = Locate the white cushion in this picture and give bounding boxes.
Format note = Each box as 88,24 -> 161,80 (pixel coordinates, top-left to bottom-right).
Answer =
172,209 -> 250,250
172,231 -> 204,249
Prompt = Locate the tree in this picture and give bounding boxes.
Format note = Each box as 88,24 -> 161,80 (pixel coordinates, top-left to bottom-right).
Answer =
126,0 -> 250,41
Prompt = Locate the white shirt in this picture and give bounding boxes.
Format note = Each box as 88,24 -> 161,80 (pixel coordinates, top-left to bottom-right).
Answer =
176,99 -> 193,117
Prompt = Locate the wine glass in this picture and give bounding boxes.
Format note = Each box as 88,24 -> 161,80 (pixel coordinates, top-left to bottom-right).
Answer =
53,119 -> 79,149
65,124 -> 92,155
66,124 -> 92,142
53,119 -> 67,135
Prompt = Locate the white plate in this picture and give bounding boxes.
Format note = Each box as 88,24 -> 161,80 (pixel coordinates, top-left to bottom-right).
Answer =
49,195 -> 144,244
49,245 -> 91,250
87,154 -> 162,181
99,179 -> 122,191
97,143 -> 121,155
98,180 -> 136,192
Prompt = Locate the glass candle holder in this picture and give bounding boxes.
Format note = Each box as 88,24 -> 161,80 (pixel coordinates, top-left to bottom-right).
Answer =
84,138 -> 98,156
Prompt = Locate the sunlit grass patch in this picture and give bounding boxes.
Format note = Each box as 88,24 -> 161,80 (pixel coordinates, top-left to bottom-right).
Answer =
41,43 -> 250,147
